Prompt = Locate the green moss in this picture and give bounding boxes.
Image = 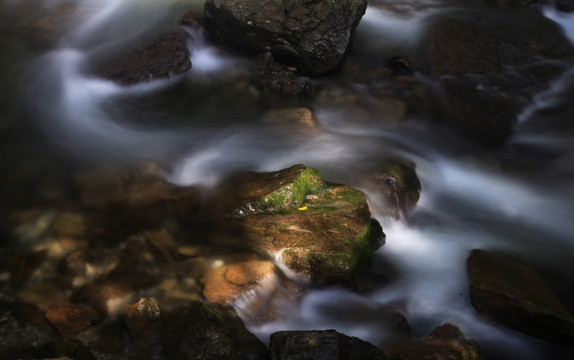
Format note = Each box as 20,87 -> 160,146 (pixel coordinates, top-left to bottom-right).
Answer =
292,167 -> 324,205
297,219 -> 384,287
388,164 -> 421,205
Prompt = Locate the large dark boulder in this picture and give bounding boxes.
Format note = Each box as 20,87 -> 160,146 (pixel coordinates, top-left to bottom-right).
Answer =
424,8 -> 574,142
202,0 -> 367,76
467,249 -> 574,342
270,330 -> 385,360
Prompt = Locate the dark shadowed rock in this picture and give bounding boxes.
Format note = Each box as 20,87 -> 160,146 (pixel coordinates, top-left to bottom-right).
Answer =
202,0 -> 367,76
45,304 -> 101,338
270,329 -> 385,360
467,249 -> 574,342
37,339 -> 96,360
424,9 -> 574,142
101,30 -> 192,85
5,249 -> 47,286
384,323 -> 481,360
161,301 -> 269,360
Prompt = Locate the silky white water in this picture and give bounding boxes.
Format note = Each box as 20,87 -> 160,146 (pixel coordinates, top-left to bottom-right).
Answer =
2,0 -> 574,359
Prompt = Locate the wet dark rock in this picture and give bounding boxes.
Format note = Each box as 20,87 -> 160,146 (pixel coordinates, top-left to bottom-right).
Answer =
270,329 -> 385,360
88,336 -> 124,354
556,0 -> 574,12
384,323 -> 481,360
259,70 -> 315,98
386,56 -> 416,76
45,304 -> 101,338
202,0 -> 367,76
161,301 -> 269,360
424,9 -> 574,142
101,30 -> 192,85
5,249 -> 48,286
207,165 -> 384,288
352,68 -> 393,84
201,260 -> 276,304
467,249 -> 574,342
179,10 -> 203,30
37,339 -> 96,360
75,163 -> 200,212
123,297 -> 162,343
375,163 -> 421,219
425,19 -> 501,77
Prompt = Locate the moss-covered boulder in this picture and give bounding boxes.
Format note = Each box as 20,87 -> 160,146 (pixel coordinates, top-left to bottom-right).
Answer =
467,249 -> 574,342
210,165 -> 384,288
202,0 -> 367,76
161,301 -> 269,360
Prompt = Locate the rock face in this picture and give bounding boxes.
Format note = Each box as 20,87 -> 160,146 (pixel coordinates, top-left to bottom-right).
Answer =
161,301 -> 269,360
44,304 -> 101,338
383,323 -> 482,360
202,0 -> 367,76
270,329 -> 384,360
424,8 -> 574,142
209,165 -> 384,288
467,249 -> 574,342
101,30 -> 192,85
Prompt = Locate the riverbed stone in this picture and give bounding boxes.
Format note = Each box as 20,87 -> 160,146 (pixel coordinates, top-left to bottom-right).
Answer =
202,0 -> 367,76
201,260 -> 275,304
123,297 -> 162,343
161,301 -> 269,360
261,107 -> 319,128
101,30 -> 192,85
384,323 -> 481,360
467,249 -> 574,342
44,304 -> 101,338
208,165 -> 384,288
270,329 -> 385,360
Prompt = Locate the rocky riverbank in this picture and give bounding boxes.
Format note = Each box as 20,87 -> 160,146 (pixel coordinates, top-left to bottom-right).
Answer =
2,0 -> 574,359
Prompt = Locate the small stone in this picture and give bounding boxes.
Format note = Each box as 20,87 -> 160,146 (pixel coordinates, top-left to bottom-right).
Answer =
201,260 -> 275,304
45,304 -> 101,338
123,297 -> 162,343
261,107 -> 319,128
384,323 -> 482,360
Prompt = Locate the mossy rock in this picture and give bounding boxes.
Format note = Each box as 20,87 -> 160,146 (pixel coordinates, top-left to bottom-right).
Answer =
212,165 -> 385,288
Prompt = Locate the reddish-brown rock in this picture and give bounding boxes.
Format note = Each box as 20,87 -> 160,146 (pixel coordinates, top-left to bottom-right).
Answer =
45,304 -> 101,338
123,297 -> 162,343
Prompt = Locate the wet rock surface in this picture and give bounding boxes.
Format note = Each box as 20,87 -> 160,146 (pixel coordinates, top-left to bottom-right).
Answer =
101,30 -> 192,85
44,304 -> 101,338
207,165 -> 384,288
424,7 -> 574,142
270,329 -> 385,360
383,323 -> 482,360
161,301 -> 269,360
202,0 -> 367,76
467,249 -> 574,342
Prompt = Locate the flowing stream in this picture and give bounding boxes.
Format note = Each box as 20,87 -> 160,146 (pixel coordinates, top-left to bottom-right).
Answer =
1,0 -> 574,359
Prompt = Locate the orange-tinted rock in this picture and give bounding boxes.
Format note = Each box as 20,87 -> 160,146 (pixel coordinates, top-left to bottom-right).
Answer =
201,260 -> 275,304
261,107 -> 319,128
123,297 -> 162,343
45,304 -> 101,338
